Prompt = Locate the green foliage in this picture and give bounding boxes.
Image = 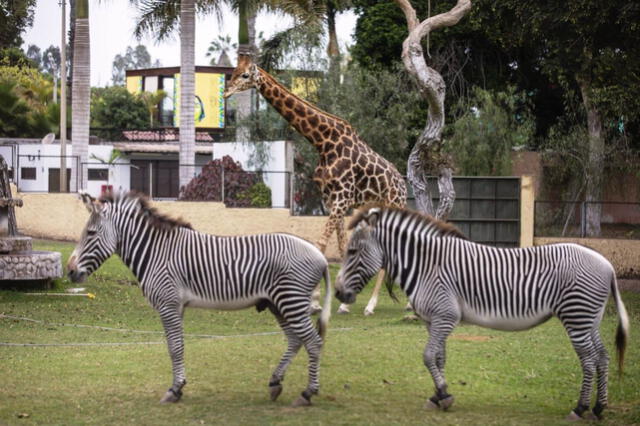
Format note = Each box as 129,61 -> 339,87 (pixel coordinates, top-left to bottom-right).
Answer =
240,181 -> 272,208
445,87 -> 534,176
90,86 -> 150,135
0,66 -> 58,137
0,47 -> 36,68
472,0 -> 640,148
0,0 -> 37,49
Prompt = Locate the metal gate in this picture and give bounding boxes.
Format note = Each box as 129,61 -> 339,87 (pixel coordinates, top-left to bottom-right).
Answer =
409,177 -> 521,247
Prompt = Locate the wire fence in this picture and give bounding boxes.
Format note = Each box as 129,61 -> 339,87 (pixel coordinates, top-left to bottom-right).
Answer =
535,201 -> 640,239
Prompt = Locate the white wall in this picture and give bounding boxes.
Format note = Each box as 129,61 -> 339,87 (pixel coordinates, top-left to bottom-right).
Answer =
11,144 -> 130,197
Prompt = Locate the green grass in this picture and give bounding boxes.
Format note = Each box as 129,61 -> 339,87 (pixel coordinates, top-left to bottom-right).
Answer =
0,240 -> 639,425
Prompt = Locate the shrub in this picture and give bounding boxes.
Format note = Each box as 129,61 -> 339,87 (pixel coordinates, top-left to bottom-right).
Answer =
180,155 -> 262,207
240,182 -> 272,208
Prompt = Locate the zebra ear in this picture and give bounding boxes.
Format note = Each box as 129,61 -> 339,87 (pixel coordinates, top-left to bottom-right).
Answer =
364,207 -> 381,227
78,191 -> 100,213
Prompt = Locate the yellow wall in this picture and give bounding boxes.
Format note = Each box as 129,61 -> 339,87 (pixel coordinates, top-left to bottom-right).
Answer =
15,180 -> 637,276
520,175 -> 534,247
14,192 -> 343,259
534,237 -> 640,278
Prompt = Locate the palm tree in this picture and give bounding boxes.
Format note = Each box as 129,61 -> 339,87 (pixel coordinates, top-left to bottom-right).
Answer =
178,0 -> 196,191
71,0 -> 90,191
206,35 -> 236,66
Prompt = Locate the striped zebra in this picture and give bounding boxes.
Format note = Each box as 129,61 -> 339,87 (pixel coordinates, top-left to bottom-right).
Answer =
67,192 -> 332,406
335,205 -> 629,420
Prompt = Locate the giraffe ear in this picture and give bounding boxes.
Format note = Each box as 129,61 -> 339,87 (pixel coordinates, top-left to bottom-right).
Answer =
250,64 -> 258,75
78,191 -> 101,213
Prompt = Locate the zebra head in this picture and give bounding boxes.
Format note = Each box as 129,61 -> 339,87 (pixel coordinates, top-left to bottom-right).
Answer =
67,192 -> 118,283
335,207 -> 384,304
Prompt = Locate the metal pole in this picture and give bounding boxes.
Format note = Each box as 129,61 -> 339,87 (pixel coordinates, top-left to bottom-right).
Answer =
59,0 -> 68,193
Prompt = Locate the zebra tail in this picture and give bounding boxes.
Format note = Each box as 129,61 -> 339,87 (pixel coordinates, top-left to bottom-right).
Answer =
317,266 -> 332,340
611,274 -> 630,377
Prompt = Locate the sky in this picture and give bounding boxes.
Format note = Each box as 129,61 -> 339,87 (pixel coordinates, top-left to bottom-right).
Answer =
23,0 -> 357,87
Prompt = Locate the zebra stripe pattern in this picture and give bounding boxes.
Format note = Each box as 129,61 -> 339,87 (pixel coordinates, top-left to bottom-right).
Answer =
335,205 -> 629,420
67,192 -> 332,406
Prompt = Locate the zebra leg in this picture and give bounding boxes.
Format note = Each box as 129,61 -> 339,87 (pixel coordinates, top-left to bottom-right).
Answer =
591,330 -> 610,420
269,313 -> 303,401
424,319 -> 456,411
157,304 -> 187,403
289,316 -> 324,407
565,330 -> 598,420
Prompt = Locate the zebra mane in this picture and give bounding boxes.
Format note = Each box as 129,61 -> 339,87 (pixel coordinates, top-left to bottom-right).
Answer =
99,191 -> 193,231
349,204 -> 466,240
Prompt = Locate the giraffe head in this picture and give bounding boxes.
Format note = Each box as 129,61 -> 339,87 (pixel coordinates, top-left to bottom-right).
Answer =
223,55 -> 260,98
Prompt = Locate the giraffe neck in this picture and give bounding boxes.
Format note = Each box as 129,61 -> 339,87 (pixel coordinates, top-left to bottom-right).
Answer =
255,68 -> 349,153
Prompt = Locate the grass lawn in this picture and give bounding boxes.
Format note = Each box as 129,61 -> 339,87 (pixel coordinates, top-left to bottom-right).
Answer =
1,240 -> 638,425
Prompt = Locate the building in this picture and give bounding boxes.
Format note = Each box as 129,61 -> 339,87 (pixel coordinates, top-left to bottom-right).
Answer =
0,138 -> 295,207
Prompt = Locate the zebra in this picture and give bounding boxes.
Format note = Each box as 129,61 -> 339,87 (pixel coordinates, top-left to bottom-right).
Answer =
67,191 -> 332,406
334,205 -> 629,420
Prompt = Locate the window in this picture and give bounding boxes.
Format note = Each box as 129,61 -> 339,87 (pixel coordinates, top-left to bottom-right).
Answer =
88,168 -> 108,181
21,167 -> 36,180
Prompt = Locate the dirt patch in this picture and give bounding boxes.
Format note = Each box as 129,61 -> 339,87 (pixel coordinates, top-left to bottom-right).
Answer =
451,334 -> 492,342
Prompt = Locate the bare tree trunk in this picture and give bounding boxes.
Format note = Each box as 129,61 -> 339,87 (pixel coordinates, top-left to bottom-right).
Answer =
393,0 -> 471,220
179,0 -> 196,192
577,75 -> 603,237
70,0 -> 89,191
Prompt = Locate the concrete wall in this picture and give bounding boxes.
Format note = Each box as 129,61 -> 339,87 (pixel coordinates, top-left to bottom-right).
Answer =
13,191 -> 343,259
534,237 -> 640,278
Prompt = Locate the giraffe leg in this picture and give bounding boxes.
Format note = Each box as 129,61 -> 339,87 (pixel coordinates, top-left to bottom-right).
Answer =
320,206 -> 352,314
364,270 -> 385,316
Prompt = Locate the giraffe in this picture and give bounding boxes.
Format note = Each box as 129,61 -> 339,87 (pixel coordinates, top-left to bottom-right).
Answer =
224,55 -> 407,314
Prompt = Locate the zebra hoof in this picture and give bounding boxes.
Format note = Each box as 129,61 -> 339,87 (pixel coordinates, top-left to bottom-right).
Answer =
439,395 -> 454,411
269,384 -> 283,401
160,389 -> 181,404
364,308 -> 375,316
291,395 -> 312,407
566,411 -> 583,421
337,305 -> 350,314
424,399 -> 440,410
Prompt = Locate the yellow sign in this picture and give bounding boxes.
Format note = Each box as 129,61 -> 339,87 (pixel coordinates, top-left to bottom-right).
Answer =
174,73 -> 226,128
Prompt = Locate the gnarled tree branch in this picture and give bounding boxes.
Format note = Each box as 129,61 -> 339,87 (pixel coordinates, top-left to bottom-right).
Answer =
394,0 -> 471,220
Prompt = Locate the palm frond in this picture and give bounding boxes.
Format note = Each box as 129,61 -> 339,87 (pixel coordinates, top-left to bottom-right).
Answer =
130,0 -> 224,42
258,23 -> 323,70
